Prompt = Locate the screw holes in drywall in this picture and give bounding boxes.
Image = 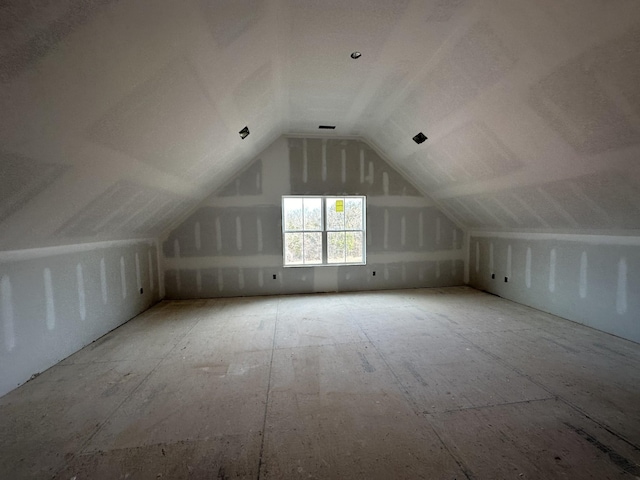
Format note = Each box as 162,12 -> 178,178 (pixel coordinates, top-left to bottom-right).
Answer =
140,288 -> 144,295
272,274 -> 277,280
372,271 -> 376,276
491,273 -> 495,279
504,277 -> 508,283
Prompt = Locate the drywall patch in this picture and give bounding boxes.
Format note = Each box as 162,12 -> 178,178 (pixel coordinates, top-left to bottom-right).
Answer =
195,222 -> 201,251
579,251 -> 588,299
288,138 -> 421,196
135,253 -> 141,293
302,139 -> 309,184
257,218 -> 263,252
215,217 -> 222,252
218,159 -> 264,196
44,268 -> 55,331
384,209 -> 389,250
525,247 -> 532,289
148,250 -> 154,292
1,276 -> 16,352
549,248 -> 557,293
616,258 -> 627,315
489,242 -> 494,274
76,263 -> 86,321
120,256 -> 127,299
100,257 -> 108,304
0,151 -> 69,223
321,140 -> 328,182
236,217 -> 243,251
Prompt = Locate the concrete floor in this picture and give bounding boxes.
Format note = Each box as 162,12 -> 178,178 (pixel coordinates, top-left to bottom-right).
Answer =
1,287 -> 640,479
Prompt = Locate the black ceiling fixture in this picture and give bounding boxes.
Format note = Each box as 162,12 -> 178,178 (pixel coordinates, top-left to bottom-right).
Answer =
413,132 -> 428,144
239,126 -> 250,139
318,125 -> 336,129
350,51 -> 361,59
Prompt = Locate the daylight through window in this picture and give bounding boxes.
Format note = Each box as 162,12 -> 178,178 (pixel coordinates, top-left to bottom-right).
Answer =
282,196 -> 366,266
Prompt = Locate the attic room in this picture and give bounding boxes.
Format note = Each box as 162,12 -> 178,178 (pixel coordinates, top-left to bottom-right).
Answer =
1,0 -> 639,478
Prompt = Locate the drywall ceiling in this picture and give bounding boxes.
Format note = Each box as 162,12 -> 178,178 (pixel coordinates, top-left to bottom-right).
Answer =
1,0 -> 639,250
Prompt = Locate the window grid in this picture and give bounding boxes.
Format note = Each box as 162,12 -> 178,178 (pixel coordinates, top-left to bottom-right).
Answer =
282,196 -> 366,267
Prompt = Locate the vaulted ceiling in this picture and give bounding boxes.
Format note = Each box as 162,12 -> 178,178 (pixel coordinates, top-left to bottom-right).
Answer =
1,0 -> 639,251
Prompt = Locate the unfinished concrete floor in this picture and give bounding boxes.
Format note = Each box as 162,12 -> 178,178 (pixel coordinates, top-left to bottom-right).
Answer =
1,286 -> 640,479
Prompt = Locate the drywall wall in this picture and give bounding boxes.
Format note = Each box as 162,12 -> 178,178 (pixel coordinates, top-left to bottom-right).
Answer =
0,239 -> 160,397
469,233 -> 640,343
162,136 -> 465,298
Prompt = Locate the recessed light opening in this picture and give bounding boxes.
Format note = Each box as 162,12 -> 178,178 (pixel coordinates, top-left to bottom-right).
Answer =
350,51 -> 361,59
412,132 -> 427,144
239,126 -> 250,139
318,125 -> 336,130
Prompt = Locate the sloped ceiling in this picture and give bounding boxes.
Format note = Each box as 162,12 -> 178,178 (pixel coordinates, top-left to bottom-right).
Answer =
1,0 -> 639,250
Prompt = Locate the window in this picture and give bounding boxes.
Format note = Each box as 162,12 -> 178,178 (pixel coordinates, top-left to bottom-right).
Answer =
282,196 -> 366,266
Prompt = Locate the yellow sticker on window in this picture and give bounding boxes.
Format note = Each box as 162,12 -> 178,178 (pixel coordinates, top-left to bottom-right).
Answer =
335,200 -> 344,212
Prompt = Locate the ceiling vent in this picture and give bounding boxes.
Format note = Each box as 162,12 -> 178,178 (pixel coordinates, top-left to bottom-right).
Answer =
239,126 -> 250,139
318,125 -> 336,129
412,132 -> 427,144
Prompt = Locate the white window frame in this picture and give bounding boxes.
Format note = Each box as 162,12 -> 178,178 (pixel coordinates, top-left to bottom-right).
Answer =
282,195 -> 367,267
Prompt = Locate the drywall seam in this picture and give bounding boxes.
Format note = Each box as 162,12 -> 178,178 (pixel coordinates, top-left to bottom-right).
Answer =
469,231 -> 640,246
0,238 -> 156,263
156,238 -> 165,299
463,230 -> 470,284
365,136 -> 469,234
163,249 -> 466,270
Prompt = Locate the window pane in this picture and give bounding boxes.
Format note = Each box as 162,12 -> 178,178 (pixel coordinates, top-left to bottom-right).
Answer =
304,232 -> 322,264
283,197 -> 303,231
284,233 -> 303,265
326,197 -> 345,230
345,198 -> 363,230
345,232 -> 363,263
303,198 -> 322,231
327,232 -> 346,263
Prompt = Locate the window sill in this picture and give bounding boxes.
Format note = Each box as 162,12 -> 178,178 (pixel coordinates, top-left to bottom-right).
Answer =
283,262 -> 367,268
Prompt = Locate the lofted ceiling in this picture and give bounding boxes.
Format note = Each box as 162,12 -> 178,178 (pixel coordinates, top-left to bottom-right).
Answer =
1,0 -> 640,251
